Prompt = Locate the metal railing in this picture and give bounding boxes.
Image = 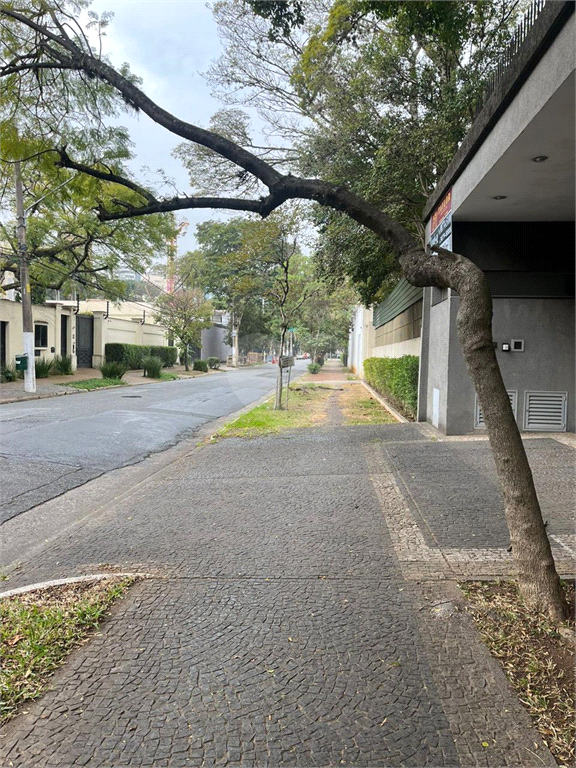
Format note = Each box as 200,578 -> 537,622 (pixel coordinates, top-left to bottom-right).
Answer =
474,0 -> 547,117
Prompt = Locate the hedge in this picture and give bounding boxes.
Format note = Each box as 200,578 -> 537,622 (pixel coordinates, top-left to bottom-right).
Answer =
105,343 -> 177,369
363,355 -> 419,420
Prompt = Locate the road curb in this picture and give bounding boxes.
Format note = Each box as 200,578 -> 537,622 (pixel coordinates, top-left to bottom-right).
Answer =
0,572 -> 153,599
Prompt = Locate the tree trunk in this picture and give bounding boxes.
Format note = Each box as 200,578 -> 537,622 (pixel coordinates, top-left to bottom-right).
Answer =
399,245 -> 568,622
274,325 -> 288,410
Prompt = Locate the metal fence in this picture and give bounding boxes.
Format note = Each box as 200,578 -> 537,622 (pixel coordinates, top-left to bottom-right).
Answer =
474,0 -> 547,118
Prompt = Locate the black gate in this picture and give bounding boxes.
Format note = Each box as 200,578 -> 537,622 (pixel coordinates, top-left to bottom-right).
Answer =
0,321 -> 6,369
76,315 -> 94,368
60,314 -> 68,358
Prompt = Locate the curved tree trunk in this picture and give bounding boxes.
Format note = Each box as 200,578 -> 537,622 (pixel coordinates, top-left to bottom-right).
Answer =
399,245 -> 568,622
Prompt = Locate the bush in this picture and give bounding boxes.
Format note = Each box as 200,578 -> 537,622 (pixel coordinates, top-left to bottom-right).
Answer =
150,345 -> 178,367
100,361 -> 128,380
315,356 -> 325,367
52,355 -> 73,375
307,362 -> 321,374
207,356 -> 221,370
193,359 -> 209,372
142,354 -> 163,378
363,355 -> 419,420
1,365 -> 17,383
35,358 -> 53,378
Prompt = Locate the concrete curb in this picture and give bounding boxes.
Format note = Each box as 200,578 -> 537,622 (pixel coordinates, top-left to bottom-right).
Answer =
0,572 -> 152,599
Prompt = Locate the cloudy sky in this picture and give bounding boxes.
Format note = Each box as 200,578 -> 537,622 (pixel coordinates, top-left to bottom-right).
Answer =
88,0 -> 237,255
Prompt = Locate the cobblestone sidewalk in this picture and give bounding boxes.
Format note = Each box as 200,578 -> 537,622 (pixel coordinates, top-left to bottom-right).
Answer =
1,373 -> 572,767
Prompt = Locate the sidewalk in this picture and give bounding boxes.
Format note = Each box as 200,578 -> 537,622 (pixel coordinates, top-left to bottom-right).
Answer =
0,364 -> 230,405
1,362 -> 573,767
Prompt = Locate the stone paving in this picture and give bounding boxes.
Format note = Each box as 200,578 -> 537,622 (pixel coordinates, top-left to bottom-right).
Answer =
1,367 -> 573,767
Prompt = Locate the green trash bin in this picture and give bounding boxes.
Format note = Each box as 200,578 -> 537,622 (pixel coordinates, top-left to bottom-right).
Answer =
15,354 -> 28,371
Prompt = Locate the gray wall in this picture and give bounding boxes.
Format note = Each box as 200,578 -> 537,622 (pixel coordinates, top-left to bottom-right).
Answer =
423,295 -> 574,434
201,325 -> 231,362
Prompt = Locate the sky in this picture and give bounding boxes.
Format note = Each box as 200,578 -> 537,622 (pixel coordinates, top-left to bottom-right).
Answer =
88,0 -> 238,256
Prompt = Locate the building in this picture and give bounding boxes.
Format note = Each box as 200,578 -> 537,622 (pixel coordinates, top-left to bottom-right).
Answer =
350,1 -> 575,434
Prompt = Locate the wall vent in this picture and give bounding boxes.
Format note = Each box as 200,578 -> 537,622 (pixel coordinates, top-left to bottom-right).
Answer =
475,390 -> 517,429
524,391 -> 567,432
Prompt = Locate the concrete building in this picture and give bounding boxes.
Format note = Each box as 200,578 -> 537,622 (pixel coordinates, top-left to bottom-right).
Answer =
419,0 -> 574,434
349,1 -> 574,435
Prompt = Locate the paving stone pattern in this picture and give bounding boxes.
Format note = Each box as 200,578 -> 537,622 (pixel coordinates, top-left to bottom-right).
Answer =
1,422 -> 567,767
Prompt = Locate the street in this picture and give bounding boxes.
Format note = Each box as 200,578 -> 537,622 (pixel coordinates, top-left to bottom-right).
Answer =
0,363 -> 305,525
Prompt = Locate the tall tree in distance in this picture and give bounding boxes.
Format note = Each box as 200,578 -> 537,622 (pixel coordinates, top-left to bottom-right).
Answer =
154,289 -> 212,371
0,1 -> 567,621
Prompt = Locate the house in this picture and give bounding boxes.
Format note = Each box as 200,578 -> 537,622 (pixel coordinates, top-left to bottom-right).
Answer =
350,0 -> 575,434
0,297 -> 171,371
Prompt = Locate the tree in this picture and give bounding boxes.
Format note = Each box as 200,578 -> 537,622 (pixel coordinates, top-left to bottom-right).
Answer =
190,218 -> 265,366
154,289 -> 212,371
238,210 -> 318,408
0,1 -> 567,621
297,281 -> 357,363
1,3 -> 176,300
212,0 -> 524,302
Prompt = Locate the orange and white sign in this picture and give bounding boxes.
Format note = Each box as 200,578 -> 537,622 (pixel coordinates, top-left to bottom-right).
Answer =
430,189 -> 452,234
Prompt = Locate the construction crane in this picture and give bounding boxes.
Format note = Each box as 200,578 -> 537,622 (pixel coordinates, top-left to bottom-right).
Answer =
166,220 -> 189,293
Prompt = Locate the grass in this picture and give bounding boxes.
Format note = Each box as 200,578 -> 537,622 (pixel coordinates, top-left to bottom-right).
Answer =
1,577 -> 135,723
219,385 -> 334,437
219,383 -> 398,437
159,371 -> 179,381
339,388 -> 397,425
461,580 -> 575,766
63,378 -> 127,390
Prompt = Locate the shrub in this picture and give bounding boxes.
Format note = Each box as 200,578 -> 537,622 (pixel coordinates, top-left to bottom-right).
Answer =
150,345 -> 178,367
307,362 -> 321,374
207,356 -> 221,370
52,355 -> 73,375
35,358 -> 53,378
142,354 -> 163,378
1,365 -> 17,383
315,356 -> 325,367
193,359 -> 209,372
363,355 -> 419,420
100,361 -> 128,380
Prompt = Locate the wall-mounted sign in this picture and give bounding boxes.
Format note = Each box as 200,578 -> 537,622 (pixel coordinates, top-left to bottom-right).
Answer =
429,189 -> 452,251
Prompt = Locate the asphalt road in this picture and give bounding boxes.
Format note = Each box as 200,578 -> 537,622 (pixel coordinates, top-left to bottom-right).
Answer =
0,363 -> 305,524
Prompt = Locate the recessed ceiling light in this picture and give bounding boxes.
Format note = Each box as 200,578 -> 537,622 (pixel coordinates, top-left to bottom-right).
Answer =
532,155 -> 548,162
492,195 -> 507,200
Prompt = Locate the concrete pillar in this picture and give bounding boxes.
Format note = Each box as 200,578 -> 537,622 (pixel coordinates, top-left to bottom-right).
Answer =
92,311 -> 105,368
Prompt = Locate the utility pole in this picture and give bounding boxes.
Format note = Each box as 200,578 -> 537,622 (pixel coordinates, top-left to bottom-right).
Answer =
14,161 -> 36,393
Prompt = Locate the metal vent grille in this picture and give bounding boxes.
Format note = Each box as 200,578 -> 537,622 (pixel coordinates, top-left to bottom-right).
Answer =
524,391 -> 567,432
475,390 -> 517,429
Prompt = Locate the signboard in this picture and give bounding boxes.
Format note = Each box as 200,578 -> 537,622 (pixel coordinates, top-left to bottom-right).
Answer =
279,356 -> 294,368
429,189 -> 452,251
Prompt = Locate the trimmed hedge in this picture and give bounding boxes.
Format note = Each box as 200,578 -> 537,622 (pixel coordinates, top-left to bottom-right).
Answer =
363,355 -> 419,420
105,343 -> 177,369
193,359 -> 209,372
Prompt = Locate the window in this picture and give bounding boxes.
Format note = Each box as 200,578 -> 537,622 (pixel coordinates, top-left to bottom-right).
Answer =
34,324 -> 48,348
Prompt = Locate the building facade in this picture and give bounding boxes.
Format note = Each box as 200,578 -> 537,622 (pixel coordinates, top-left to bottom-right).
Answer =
349,1 -> 574,435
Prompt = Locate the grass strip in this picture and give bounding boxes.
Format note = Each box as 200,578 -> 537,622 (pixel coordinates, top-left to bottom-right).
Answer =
1,577 -> 135,723
339,388 -> 397,425
461,580 -> 575,766
63,378 -> 127,390
219,385 -> 334,437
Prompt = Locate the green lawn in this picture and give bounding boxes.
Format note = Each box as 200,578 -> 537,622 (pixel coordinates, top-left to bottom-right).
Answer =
63,378 -> 127,390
